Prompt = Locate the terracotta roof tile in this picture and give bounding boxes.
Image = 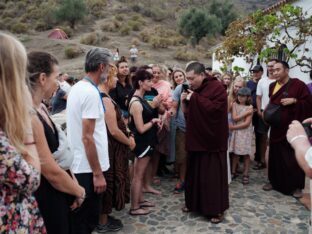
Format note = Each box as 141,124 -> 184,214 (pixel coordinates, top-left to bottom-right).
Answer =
263,0 -> 296,13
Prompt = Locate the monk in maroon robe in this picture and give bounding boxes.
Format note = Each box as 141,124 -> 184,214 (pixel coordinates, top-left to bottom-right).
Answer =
181,62 -> 229,223
266,61 -> 312,196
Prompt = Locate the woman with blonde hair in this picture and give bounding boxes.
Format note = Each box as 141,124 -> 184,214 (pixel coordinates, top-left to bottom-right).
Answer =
170,69 -> 188,193
227,76 -> 253,182
221,73 -> 233,94
0,33 -> 46,232
27,51 -> 85,234
96,64 -> 135,232
228,76 -> 246,112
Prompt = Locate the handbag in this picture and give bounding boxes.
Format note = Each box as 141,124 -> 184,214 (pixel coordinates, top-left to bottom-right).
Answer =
52,123 -> 74,170
263,79 -> 291,127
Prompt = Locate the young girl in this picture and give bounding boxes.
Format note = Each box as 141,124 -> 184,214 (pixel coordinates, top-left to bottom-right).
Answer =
229,87 -> 254,185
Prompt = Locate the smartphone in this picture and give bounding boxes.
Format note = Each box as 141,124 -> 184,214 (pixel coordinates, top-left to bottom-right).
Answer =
182,83 -> 189,92
302,122 -> 312,138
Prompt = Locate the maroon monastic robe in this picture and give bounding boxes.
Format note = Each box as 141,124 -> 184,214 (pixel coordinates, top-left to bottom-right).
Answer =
268,78 -> 312,195
184,76 -> 229,216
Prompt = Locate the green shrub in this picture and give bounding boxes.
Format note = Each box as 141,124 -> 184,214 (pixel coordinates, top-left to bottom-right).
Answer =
16,1 -> 27,11
150,36 -> 171,49
11,22 -> 28,34
119,25 -> 131,36
18,35 -> 31,43
128,20 -> 141,31
40,1 -> 58,27
139,30 -> 151,42
130,14 -> 145,25
131,37 -> 140,46
150,7 -> 168,22
1,17 -> 14,30
2,9 -> 16,18
114,14 -> 125,21
171,36 -> 187,46
140,7 -> 167,21
86,0 -> 107,18
54,0 -> 87,29
80,32 -> 98,45
174,48 -> 198,61
64,46 -> 82,59
35,21 -> 50,31
101,35 -> 110,41
101,22 -> 118,32
113,20 -> 121,29
131,3 -> 142,13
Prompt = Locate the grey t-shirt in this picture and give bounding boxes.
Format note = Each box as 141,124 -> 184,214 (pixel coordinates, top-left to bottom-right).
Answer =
172,84 -> 186,132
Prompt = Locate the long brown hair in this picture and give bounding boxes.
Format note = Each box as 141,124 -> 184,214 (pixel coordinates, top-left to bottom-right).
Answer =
116,56 -> 131,85
0,33 -> 32,154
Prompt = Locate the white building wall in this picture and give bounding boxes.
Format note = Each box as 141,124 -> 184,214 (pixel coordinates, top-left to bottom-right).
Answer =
213,0 -> 312,83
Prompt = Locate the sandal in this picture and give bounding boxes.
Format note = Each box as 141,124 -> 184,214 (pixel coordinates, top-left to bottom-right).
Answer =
231,173 -> 239,180
153,177 -> 161,185
242,175 -> 249,185
174,181 -> 185,194
253,162 -> 266,170
129,207 -> 151,216
181,206 -> 190,213
210,213 -> 224,224
139,200 -> 155,208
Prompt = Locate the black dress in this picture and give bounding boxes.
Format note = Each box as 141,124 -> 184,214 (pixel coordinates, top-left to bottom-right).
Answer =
100,93 -> 130,214
128,95 -> 157,158
34,111 -> 73,234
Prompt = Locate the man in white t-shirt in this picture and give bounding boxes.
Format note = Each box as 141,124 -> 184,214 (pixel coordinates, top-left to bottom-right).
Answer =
255,59 -> 278,186
67,47 -> 112,234
129,45 -> 138,63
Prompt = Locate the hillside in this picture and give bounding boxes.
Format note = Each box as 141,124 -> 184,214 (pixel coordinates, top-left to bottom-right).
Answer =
1,0 -> 279,78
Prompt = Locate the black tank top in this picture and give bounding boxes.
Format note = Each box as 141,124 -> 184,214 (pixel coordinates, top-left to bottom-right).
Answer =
37,111 -> 59,153
128,96 -> 157,147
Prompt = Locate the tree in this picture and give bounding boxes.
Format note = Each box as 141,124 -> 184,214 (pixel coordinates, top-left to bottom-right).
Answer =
209,0 -> 237,35
179,8 -> 221,46
54,0 -> 87,29
216,4 -> 312,71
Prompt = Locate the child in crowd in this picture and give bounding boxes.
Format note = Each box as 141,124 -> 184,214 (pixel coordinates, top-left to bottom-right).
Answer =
229,87 -> 254,185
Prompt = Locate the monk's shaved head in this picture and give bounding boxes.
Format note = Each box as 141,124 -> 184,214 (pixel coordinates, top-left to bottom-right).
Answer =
186,62 -> 205,75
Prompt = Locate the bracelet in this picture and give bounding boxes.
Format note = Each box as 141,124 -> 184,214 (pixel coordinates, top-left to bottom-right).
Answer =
289,135 -> 308,144
24,141 -> 36,145
304,147 -> 312,168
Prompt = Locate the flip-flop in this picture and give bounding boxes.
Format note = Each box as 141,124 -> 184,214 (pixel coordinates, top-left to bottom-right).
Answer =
242,175 -> 249,185
129,207 -> 151,216
181,206 -> 190,213
139,200 -> 155,208
210,213 -> 224,224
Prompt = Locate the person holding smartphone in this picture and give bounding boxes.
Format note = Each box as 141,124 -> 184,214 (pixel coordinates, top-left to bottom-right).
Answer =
287,118 -> 312,177
169,69 -> 188,193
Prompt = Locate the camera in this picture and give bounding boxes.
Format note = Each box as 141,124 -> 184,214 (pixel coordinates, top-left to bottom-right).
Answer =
182,83 -> 189,92
303,122 -> 312,138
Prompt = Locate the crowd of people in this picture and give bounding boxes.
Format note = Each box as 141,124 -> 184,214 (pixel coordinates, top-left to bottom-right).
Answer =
1,31 -> 312,233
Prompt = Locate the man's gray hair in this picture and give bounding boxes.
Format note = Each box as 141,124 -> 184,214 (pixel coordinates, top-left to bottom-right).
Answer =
85,47 -> 112,73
